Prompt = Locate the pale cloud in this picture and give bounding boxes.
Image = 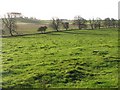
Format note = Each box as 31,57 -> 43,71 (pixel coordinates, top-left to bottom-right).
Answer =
0,0 -> 119,19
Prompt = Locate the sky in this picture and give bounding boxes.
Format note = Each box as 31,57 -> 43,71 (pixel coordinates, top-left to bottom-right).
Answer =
0,0 -> 119,20
118,1 -> 120,19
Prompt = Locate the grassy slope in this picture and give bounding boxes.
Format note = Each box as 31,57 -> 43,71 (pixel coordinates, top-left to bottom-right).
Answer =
2,28 -> 118,88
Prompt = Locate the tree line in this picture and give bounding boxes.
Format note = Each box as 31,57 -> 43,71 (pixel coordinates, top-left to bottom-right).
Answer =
1,13 -> 119,36
49,16 -> 118,32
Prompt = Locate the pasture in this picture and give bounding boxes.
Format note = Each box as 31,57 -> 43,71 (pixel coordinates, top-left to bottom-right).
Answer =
2,28 -> 118,88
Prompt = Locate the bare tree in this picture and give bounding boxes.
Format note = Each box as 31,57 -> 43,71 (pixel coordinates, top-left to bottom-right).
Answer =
111,18 -> 117,28
50,17 -> 61,31
89,19 -> 95,30
2,13 -> 18,36
104,18 -> 111,28
62,22 -> 69,30
74,16 -> 86,30
118,19 -> 120,29
95,17 -> 102,29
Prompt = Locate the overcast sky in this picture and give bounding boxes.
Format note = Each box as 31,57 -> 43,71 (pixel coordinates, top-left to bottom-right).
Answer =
0,0 -> 119,20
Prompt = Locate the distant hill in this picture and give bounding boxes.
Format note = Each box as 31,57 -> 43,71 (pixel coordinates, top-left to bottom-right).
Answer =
16,17 -> 41,24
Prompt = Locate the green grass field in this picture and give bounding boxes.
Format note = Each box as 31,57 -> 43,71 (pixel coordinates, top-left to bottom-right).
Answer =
2,28 -> 119,88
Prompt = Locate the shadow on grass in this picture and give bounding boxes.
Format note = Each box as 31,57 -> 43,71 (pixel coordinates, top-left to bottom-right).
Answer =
2,29 -> 109,38
2,30 -> 61,38
60,29 -> 109,36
